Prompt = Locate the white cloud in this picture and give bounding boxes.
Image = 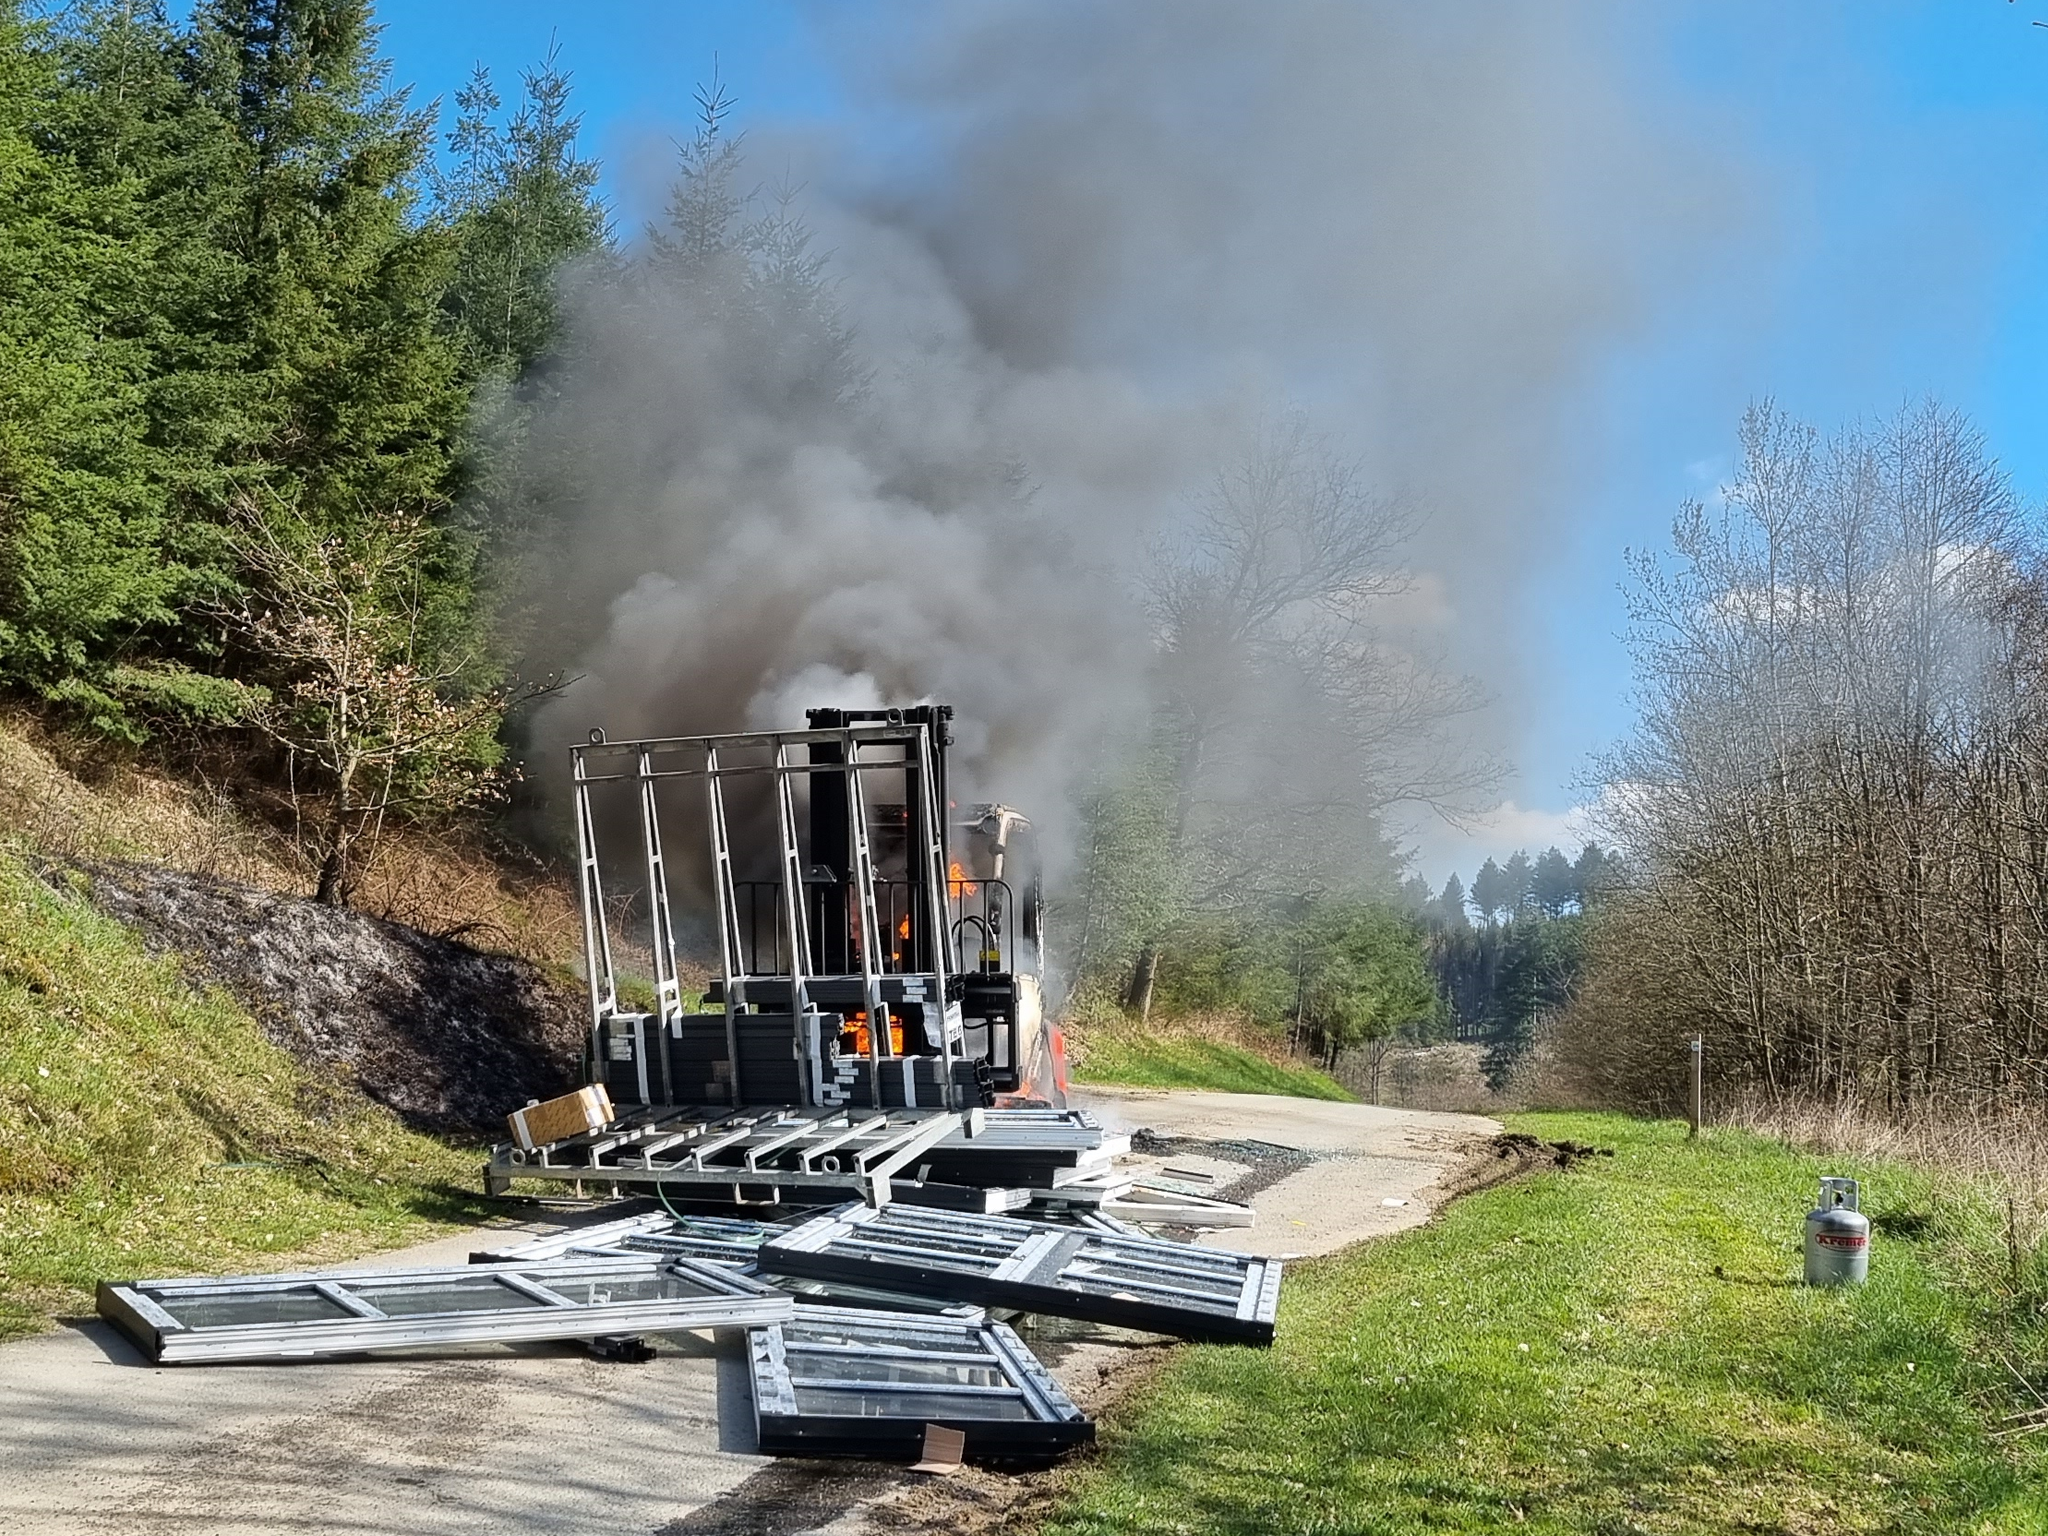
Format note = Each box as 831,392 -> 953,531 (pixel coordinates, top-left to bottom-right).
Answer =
1400,800 -> 1597,889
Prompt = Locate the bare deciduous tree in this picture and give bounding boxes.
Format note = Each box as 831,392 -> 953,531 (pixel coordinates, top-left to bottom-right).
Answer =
1565,399 -> 2048,1114
219,499 -> 548,907
1117,413 -> 1499,1017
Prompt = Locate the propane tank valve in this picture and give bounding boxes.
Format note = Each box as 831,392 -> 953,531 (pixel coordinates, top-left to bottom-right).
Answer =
1803,1176 -> 1871,1287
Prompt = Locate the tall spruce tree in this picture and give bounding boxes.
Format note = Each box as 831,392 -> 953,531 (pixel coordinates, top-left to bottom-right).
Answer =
1530,845 -> 1576,915
187,0 -> 463,528
438,48 -> 607,378
0,3 -> 182,722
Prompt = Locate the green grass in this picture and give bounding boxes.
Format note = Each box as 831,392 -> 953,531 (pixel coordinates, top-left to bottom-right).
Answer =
1073,1027 -> 1354,1101
0,851 -> 491,1339
1047,1112 -> 2048,1535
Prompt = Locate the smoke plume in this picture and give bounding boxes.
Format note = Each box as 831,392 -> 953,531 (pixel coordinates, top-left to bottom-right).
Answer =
516,1 -> 1739,868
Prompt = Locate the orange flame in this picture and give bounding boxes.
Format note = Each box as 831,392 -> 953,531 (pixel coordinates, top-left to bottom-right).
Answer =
948,860 -> 980,898
842,1014 -> 905,1057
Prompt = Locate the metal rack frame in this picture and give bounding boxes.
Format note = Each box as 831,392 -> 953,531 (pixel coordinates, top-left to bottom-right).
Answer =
758,1203 -> 1283,1346
573,722 -> 960,1111
483,1104 -> 1118,1210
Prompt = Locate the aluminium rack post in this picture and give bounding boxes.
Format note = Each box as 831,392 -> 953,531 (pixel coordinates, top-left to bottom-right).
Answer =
706,741 -> 747,1107
639,745 -> 680,1104
573,734 -> 623,1071
911,725 -> 958,1109
771,740 -> 820,1103
843,732 -> 894,1113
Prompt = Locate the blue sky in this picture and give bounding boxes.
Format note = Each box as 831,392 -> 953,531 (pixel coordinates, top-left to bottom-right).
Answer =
372,1 -> 2048,884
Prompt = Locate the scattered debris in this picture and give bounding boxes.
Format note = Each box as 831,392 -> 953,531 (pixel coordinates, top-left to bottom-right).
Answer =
587,1334 -> 659,1363
1490,1132 -> 1615,1169
91,710 -> 1290,1470
509,1084 -> 616,1152
483,1102 -> 1124,1208
759,1203 -> 1282,1346
909,1424 -> 969,1475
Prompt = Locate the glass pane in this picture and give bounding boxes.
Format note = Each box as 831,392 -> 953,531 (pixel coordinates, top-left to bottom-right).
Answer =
1067,1260 -> 1237,1301
520,1272 -> 712,1307
791,1388 -> 1033,1420
789,1355 -> 1009,1389
155,1287 -> 353,1329
785,1323 -> 978,1351
352,1279 -> 550,1317
621,1235 -> 758,1261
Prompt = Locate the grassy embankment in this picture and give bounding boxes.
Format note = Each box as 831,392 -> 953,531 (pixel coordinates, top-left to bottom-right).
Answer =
0,852 -> 489,1340
1067,1008 -> 1354,1101
1049,1112 -> 2048,1535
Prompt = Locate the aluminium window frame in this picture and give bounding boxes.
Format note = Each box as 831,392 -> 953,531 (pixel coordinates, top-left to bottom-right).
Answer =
747,1304 -> 1092,1460
98,1254 -> 793,1365
758,1203 -> 1283,1346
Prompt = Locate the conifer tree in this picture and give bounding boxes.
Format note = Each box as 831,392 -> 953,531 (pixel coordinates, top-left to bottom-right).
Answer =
1530,845 -> 1576,915
1500,849 -> 1535,916
0,3 -> 181,725
1435,872 -> 1471,930
1470,857 -> 1509,923
438,47 -> 607,378
188,0 -> 464,527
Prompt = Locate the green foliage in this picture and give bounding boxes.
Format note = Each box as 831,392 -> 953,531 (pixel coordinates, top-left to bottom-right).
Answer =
1148,899 -> 1439,1063
1470,855 -> 1514,921
0,4 -> 187,697
1530,845 -> 1575,914
1483,912 -> 1587,1084
0,2 -> 602,749
185,0 -> 466,524
0,849 -> 485,1338
1061,743 -> 1184,984
1047,1113 -> 2048,1535
436,48 -> 607,378
1072,1024 -> 1354,1100
1421,844 -> 1609,1085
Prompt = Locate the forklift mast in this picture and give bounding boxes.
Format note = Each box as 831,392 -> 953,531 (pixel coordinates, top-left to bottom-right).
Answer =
568,705 -> 1060,1117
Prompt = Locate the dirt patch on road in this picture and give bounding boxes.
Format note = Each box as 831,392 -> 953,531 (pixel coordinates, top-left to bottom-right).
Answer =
1427,1131 -> 1613,1205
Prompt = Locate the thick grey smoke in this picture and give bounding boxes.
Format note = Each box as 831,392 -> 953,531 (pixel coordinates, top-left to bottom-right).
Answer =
519,0 -> 1739,866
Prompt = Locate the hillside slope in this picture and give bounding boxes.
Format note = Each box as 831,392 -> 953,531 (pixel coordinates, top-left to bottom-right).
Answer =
0,852 -> 499,1338
1066,1007 -> 1355,1101
86,862 -> 582,1133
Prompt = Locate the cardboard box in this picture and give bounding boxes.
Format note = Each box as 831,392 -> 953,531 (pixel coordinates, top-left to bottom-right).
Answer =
507,1084 -> 614,1152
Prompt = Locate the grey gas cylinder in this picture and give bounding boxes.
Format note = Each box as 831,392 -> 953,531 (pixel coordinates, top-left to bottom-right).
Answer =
1803,1176 -> 1870,1287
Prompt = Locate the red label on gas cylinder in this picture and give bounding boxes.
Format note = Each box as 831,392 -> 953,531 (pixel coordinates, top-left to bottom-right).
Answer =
1816,1233 -> 1867,1249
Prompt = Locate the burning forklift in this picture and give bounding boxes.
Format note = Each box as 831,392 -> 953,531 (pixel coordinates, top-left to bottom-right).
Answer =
569,703 -> 1066,1117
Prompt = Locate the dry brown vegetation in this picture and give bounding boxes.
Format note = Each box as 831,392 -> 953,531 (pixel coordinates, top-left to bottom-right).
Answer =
0,709 -> 580,968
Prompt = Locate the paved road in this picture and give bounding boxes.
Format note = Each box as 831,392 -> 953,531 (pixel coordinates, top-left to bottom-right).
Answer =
0,1093 -> 1497,1535
1070,1086 -> 1500,1257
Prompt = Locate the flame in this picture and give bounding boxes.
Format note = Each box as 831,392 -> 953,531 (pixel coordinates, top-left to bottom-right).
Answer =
842,1014 -> 905,1057
897,915 -> 912,940
948,860 -> 980,898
